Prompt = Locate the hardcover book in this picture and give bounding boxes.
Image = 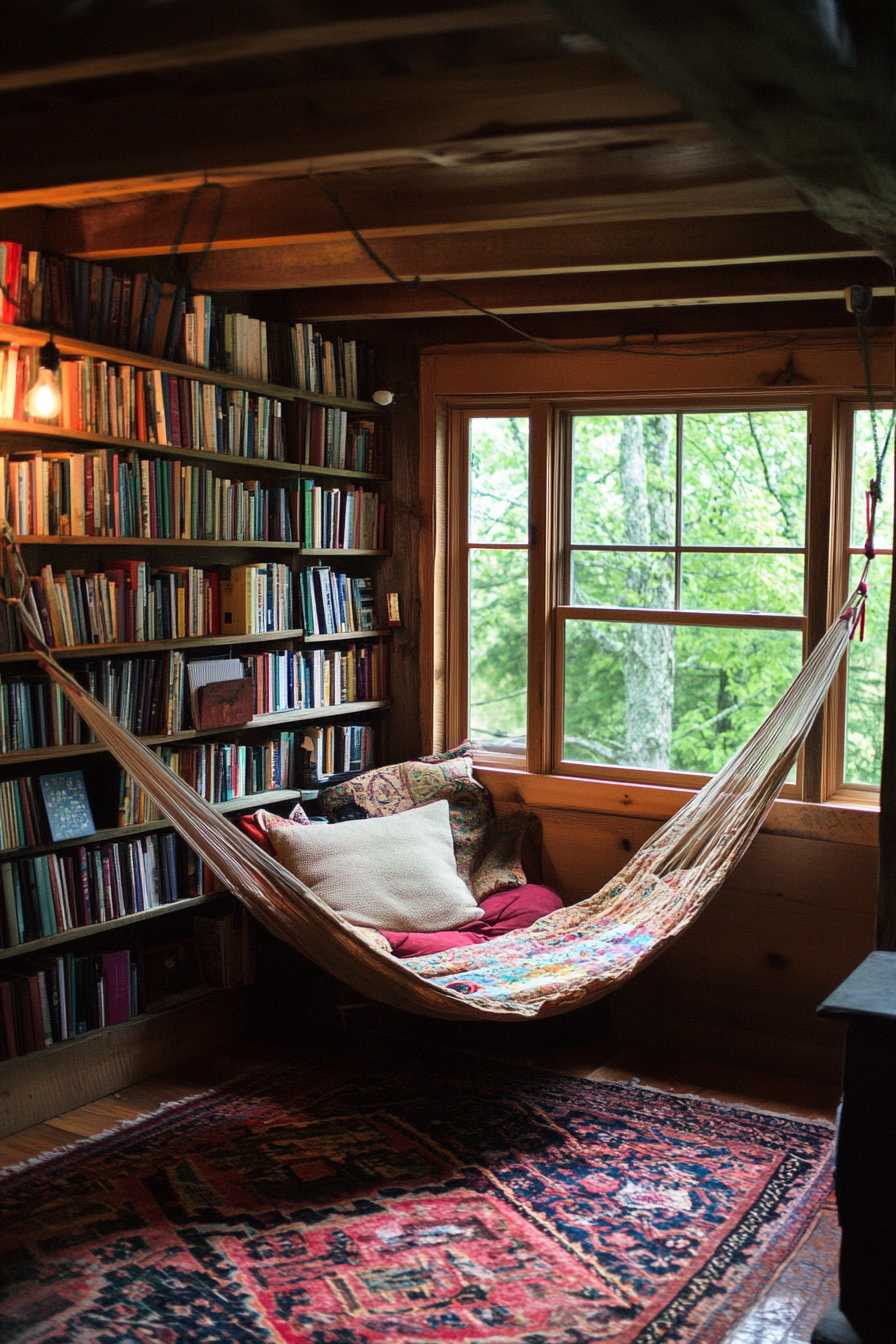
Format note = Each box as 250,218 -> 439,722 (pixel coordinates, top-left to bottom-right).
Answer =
39,770 -> 96,843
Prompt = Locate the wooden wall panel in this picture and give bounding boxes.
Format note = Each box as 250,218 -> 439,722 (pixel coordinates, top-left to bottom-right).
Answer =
488,787 -> 875,1081
0,988 -> 256,1139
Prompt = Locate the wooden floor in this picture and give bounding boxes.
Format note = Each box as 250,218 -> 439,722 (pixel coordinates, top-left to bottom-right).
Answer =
0,1041 -> 841,1344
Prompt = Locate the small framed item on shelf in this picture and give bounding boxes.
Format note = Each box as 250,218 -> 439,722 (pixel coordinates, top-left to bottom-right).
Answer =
38,770 -> 96,842
188,658 -> 254,729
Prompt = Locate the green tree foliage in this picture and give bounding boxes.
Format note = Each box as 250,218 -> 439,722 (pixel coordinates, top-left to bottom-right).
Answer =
845,411 -> 893,784
467,409 -> 887,783
468,418 -> 528,749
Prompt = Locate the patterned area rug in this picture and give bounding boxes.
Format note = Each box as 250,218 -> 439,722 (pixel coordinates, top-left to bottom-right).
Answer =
0,1056 -> 834,1343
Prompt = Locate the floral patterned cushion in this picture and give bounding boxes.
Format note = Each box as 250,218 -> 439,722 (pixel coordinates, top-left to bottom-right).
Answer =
316,753 -> 534,899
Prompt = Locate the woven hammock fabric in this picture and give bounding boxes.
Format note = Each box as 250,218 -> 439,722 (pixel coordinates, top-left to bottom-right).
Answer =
2,533 -> 865,1021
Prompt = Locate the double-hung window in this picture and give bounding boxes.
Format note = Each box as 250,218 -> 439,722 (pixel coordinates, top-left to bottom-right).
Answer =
442,388 -> 887,804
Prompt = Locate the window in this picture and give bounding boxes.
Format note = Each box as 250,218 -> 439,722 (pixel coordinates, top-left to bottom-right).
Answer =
467,416 -> 529,755
435,362 -> 889,806
840,409 -> 892,789
562,410 -> 806,782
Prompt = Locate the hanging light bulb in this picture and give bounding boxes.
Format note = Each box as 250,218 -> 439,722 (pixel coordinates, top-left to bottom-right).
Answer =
24,339 -> 62,420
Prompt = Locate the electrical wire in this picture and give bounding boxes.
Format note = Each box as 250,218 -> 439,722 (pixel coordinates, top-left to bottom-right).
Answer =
308,169 -> 896,361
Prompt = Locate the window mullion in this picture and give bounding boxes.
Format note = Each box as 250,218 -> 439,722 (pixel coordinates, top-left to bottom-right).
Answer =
526,399 -> 551,774
674,412 -> 684,610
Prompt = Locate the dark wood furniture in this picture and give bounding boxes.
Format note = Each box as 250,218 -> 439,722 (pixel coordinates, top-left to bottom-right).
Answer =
812,951 -> 896,1344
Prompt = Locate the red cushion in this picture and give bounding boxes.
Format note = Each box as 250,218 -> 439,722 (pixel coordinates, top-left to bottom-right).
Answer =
381,883 -> 562,960
236,813 -> 276,856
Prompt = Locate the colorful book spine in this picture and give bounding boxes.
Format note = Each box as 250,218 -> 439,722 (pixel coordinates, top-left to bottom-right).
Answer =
118,730 -> 299,821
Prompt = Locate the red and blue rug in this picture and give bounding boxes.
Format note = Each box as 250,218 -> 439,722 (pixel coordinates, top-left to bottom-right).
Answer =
0,1055 -> 834,1342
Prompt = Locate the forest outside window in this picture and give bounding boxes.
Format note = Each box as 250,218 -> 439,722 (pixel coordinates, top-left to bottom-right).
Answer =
449,396 -> 887,803
562,410 -> 807,784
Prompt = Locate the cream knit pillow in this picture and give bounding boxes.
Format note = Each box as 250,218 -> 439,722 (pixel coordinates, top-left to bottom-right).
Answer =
268,799 -> 482,931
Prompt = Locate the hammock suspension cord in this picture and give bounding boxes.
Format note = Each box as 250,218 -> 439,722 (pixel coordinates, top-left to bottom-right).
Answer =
0,521 -> 872,1019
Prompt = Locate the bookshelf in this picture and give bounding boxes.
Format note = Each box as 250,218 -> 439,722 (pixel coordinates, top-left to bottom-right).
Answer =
0,309 -> 393,1092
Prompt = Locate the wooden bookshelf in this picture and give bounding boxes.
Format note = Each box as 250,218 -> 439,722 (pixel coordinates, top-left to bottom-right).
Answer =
0,786 -> 311,869
0,699 -> 392,766
14,535 -> 299,549
0,418 -> 388,482
302,548 -> 389,557
304,628 -> 390,644
0,985 -> 256,1138
0,893 -> 225,962
0,321 -> 382,413
0,628 -> 306,663
0,302 -> 392,1091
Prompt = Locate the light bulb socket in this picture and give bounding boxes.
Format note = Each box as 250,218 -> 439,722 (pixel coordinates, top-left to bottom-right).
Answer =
38,339 -> 61,374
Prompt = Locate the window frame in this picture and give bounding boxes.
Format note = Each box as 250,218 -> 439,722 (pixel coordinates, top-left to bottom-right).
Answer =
431,361 -> 887,811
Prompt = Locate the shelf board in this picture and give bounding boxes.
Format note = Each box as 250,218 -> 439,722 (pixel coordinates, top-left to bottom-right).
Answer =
298,464 -> 389,482
0,322 -> 380,413
302,548 -> 388,557
0,893 -> 229,962
0,787 -> 310,865
14,535 -> 298,549
303,629 -> 390,644
0,420 -> 390,483
0,699 -> 391,765
0,629 -> 305,663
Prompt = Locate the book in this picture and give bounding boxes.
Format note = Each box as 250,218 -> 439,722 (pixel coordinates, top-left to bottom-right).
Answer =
39,771 -> 95,842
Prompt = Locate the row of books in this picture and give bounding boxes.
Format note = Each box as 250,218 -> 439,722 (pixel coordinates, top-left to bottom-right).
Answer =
248,642 -> 389,714
0,909 -> 255,1058
299,568 -> 376,636
0,243 -> 373,399
1,831 -> 188,947
118,732 -> 302,823
219,563 -> 295,635
0,345 -> 289,461
1,562 -> 373,654
0,775 -> 53,851
6,449 -> 298,542
303,723 -> 376,782
0,769 -> 97,852
0,636 -> 382,754
1,949 -> 140,1056
299,480 -> 386,550
303,407 -> 384,473
1,243 -> 181,358
25,563 -> 223,649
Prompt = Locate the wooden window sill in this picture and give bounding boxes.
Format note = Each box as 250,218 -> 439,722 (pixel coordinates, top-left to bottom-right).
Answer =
474,765 -> 880,848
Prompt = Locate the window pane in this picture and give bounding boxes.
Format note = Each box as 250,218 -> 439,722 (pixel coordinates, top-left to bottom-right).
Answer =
469,548 -> 528,751
682,411 -> 807,548
563,619 -> 802,774
469,416 -> 529,544
571,550 -> 674,608
680,553 -> 805,615
851,410 -> 894,549
572,414 -> 677,546
845,554 -> 891,785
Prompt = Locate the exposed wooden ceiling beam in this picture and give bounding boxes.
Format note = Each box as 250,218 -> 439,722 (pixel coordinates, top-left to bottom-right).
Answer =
39,180 -> 805,264
0,53 -> 681,206
182,213 -> 869,290
32,131 -> 773,257
0,3 -> 555,92
548,0 -> 896,261
280,257 -> 894,320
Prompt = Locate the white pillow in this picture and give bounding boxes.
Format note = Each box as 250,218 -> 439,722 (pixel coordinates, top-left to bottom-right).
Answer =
268,799 -> 482,932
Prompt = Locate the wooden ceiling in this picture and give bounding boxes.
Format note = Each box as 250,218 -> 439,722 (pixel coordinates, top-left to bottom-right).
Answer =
1,1 -> 892,331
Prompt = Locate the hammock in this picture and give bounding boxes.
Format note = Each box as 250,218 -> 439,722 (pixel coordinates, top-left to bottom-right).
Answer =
0,530 -> 868,1021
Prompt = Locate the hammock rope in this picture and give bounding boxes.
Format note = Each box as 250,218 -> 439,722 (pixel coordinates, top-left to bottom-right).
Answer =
0,525 -> 870,1020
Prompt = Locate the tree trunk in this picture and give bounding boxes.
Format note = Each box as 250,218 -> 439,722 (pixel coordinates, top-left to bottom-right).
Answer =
621,415 -> 676,768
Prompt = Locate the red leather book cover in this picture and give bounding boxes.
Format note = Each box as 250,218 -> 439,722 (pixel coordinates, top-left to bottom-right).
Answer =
194,675 -> 254,729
